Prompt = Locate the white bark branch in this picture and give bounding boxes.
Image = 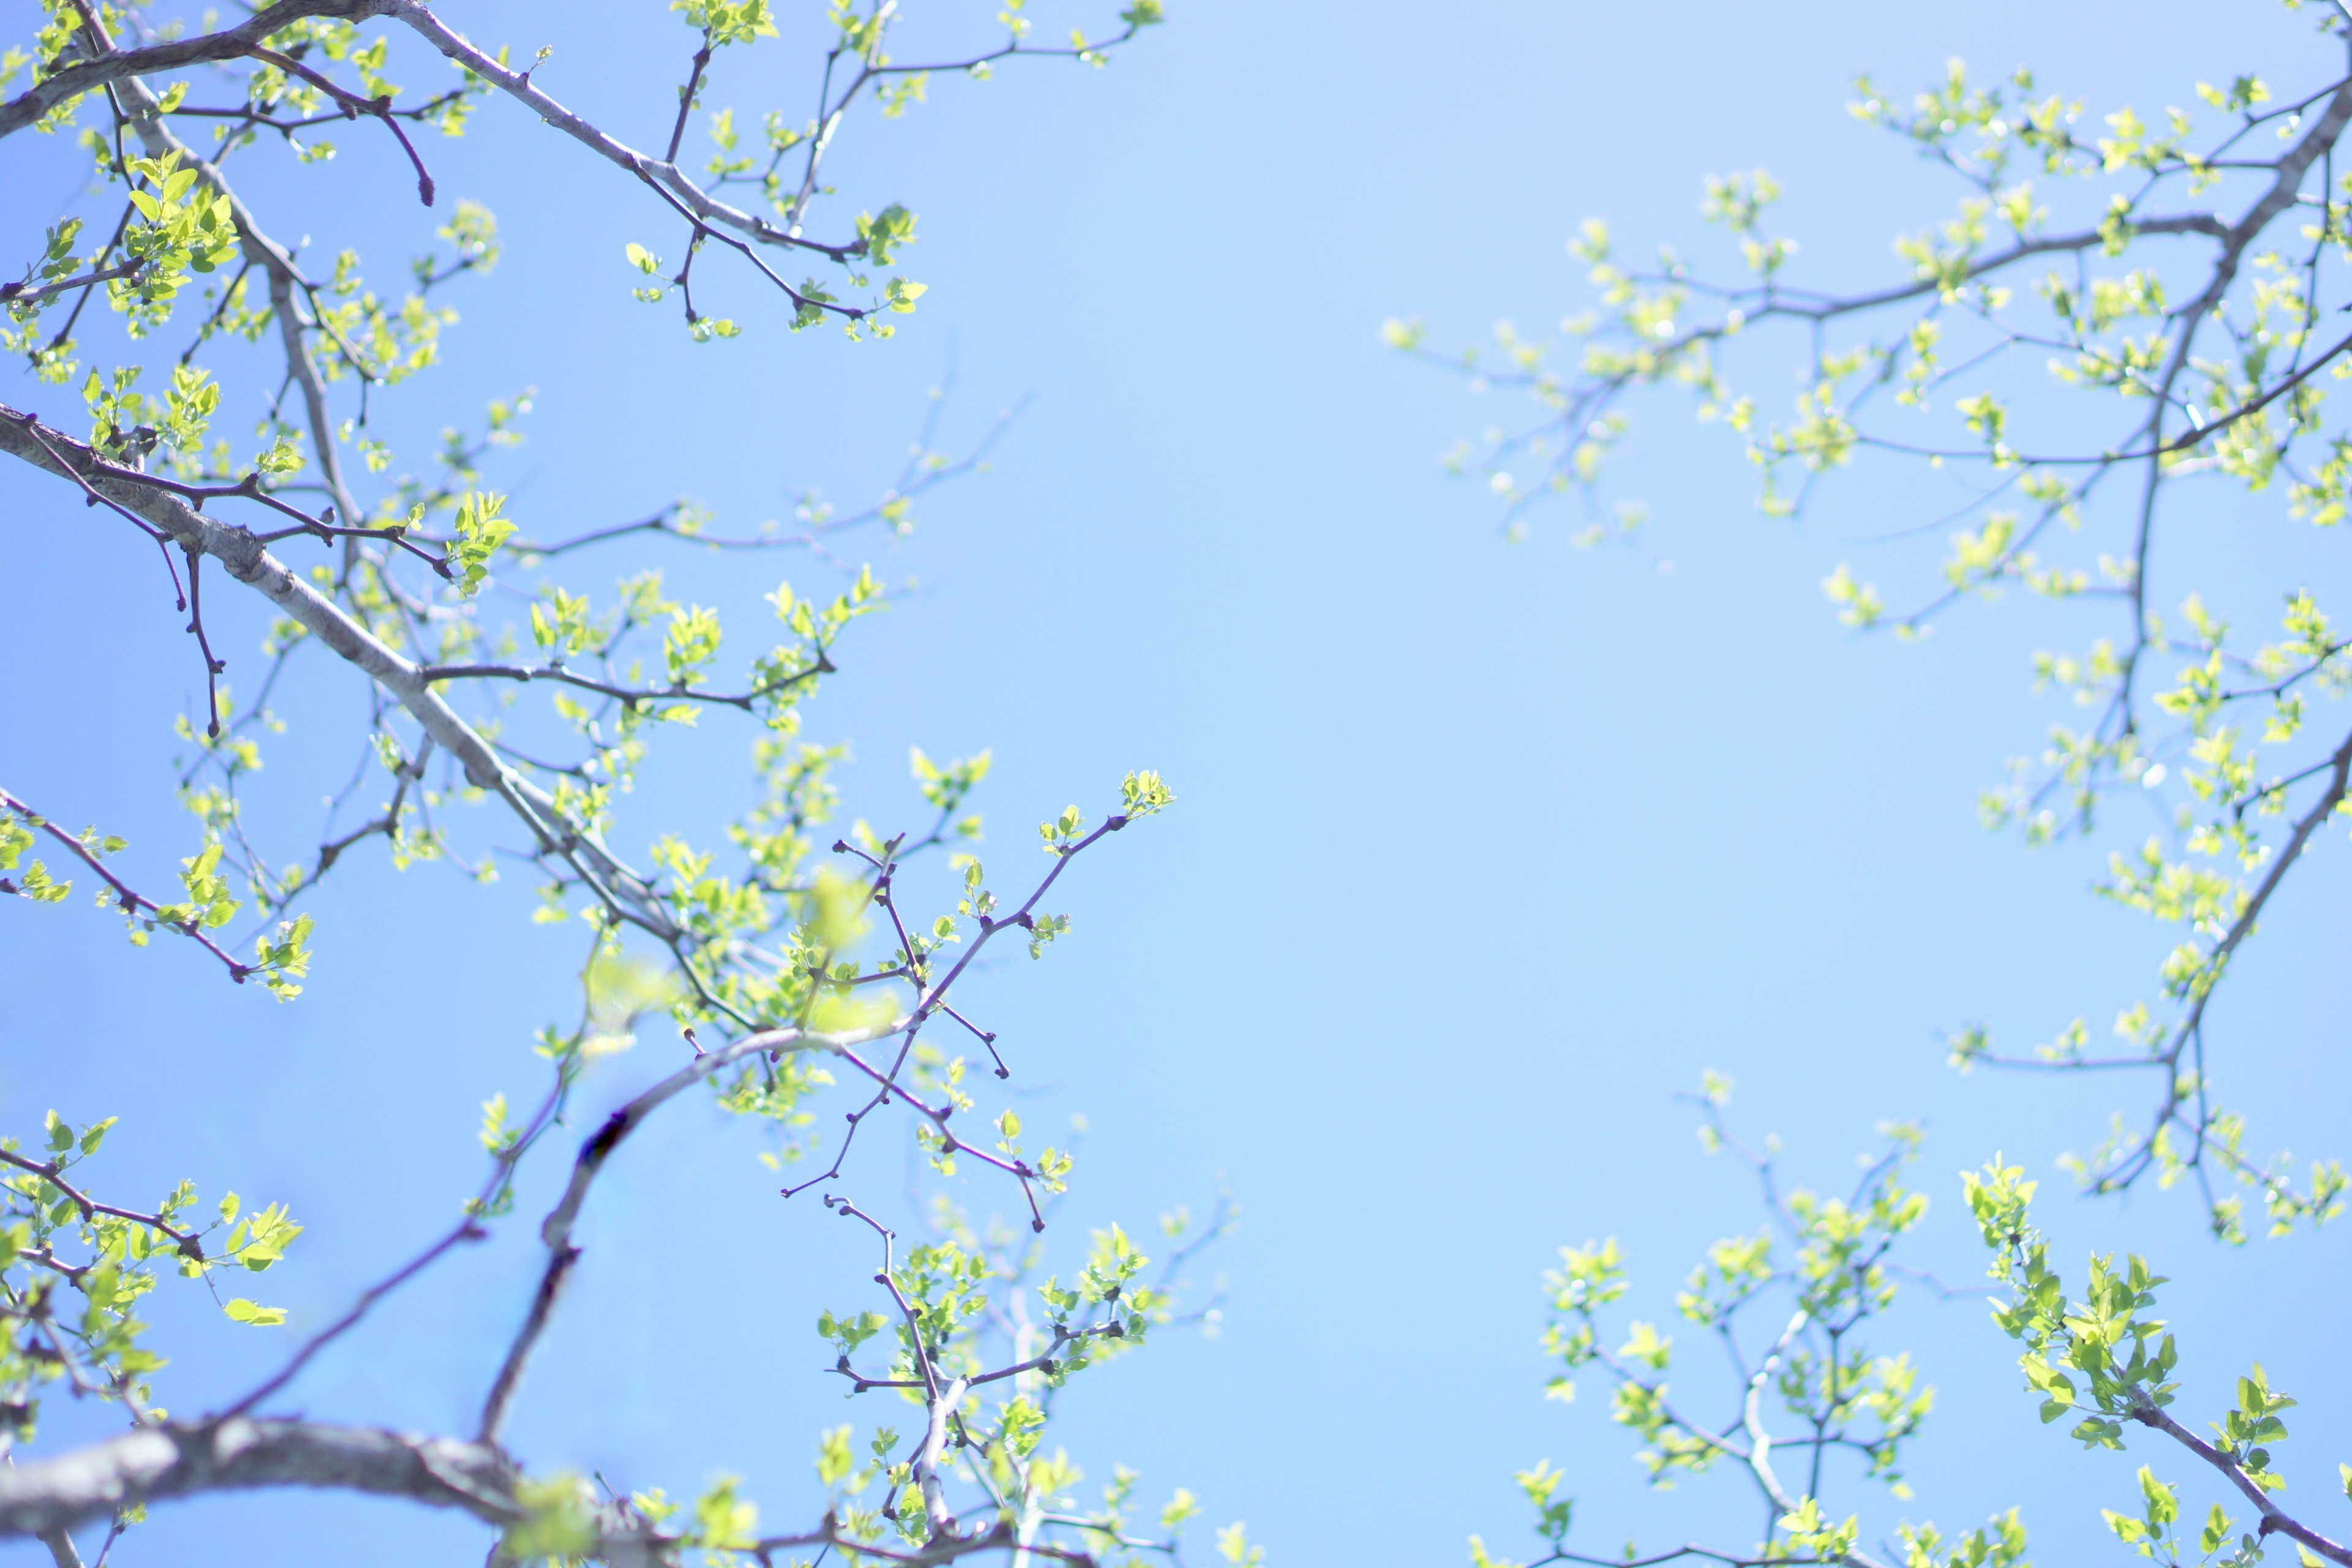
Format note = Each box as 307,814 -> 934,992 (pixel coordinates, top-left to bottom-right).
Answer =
0,1419 -> 678,1566
0,1419 -> 511,1539
0,405 -> 677,940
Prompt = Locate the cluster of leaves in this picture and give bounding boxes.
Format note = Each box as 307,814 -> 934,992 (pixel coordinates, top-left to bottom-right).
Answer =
2,793 -> 314,999
1398,2 -> 2352,1239
617,0 -> 1164,340
1963,1158 -> 2351,1568
772,1192 -> 1235,1566
1,1109 -> 299,1454
1476,1079 -> 1951,1568
1479,1085 -> 2352,1568
477,1188 -> 1237,1568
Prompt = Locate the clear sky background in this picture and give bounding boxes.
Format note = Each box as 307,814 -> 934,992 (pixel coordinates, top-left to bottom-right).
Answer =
2,2 -> 2347,1566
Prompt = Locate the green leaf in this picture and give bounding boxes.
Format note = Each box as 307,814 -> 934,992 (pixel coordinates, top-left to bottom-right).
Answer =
503,1473 -> 600,1561
448,491 -> 515,597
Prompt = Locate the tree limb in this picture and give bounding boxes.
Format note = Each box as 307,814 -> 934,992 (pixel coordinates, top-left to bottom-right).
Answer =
381,1 -> 862,262
0,402 -> 679,944
0,0 -> 392,140
476,1016 -> 910,1444
2128,1404 -> 2352,1568
0,1419 -> 518,1540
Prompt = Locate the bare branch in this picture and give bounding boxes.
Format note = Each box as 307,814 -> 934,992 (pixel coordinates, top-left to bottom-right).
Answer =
0,1419 -> 518,1542
476,1016 -> 910,1443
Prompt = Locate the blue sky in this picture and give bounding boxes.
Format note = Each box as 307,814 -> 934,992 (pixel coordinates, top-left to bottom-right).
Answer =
3,2 -> 2347,1566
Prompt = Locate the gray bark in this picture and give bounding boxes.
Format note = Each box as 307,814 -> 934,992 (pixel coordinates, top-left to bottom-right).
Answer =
0,1419 -> 514,1538
0,0 -> 393,139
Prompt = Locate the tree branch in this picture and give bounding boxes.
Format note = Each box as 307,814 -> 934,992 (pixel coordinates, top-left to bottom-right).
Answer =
0,0 -> 393,140
0,402 -> 681,946
0,1419 -> 516,1541
418,658 -> 828,712
381,1 -> 863,263
0,1148 -> 203,1257
475,1016 -> 911,1444
2127,1404 -> 2352,1567
0,784 -> 255,983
